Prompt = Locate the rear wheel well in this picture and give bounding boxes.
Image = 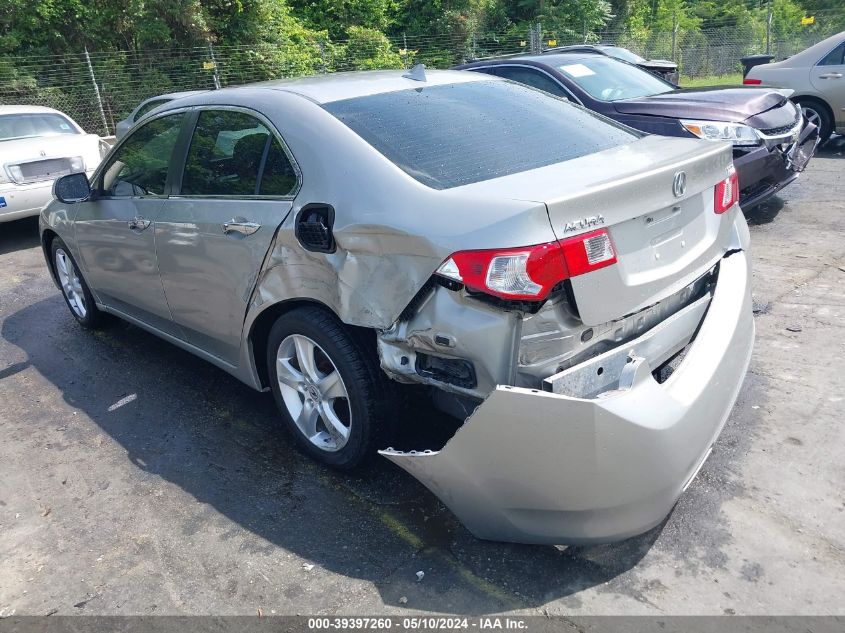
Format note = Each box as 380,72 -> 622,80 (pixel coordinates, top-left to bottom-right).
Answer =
250,300 -> 378,389
794,95 -> 833,117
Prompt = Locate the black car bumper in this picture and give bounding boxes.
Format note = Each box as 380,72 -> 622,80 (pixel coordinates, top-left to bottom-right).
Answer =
734,122 -> 820,209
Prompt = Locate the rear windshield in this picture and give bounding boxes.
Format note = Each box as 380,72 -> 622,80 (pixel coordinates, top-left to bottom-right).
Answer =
323,80 -> 639,189
0,113 -> 79,141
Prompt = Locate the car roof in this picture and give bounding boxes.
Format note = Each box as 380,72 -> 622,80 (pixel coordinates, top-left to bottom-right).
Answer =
173,69 -> 497,106
783,31 -> 845,65
545,45 -> 606,54
141,90 -> 207,103
0,104 -> 70,116
471,52 -> 610,66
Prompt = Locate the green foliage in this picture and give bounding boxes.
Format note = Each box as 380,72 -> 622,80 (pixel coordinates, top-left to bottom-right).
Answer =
334,25 -> 406,69
536,0 -> 615,41
0,0 -> 839,136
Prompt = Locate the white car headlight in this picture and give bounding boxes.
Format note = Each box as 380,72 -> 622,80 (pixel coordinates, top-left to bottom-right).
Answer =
680,120 -> 761,146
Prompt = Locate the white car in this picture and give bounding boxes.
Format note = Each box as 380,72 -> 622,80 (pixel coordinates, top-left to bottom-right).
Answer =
0,105 -> 106,223
745,31 -> 845,143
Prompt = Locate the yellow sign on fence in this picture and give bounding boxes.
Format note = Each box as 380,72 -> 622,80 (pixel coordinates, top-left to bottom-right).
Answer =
203,61 -> 216,70
801,16 -> 815,25
548,39 -> 557,46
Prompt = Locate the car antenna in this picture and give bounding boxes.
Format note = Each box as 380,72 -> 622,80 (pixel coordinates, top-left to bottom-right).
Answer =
402,64 -> 427,82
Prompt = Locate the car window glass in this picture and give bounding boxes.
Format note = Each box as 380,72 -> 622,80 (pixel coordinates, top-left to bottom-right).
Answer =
600,46 -> 646,64
181,110 -> 296,197
260,137 -> 298,196
101,112 -> 185,197
134,99 -> 168,121
818,42 -> 844,66
553,55 -> 674,101
324,80 -> 638,190
182,111 -> 266,196
0,113 -> 78,141
494,67 -> 572,100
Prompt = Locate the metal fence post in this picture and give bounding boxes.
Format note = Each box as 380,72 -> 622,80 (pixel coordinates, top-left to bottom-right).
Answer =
318,39 -> 327,74
672,12 -> 678,61
84,48 -> 110,136
208,42 -> 221,89
766,4 -> 773,54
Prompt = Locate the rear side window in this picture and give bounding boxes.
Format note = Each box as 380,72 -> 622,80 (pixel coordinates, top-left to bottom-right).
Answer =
323,80 -> 637,189
181,110 -> 297,197
818,42 -> 844,66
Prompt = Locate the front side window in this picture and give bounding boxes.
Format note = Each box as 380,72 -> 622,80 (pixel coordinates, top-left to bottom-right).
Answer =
493,67 -> 572,100
324,80 -> 638,189
553,55 -> 674,101
101,112 -> 185,197
818,42 -> 844,66
0,113 -> 78,141
181,110 -> 297,197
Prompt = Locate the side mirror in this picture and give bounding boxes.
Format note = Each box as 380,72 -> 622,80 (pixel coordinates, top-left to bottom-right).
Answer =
54,172 -> 91,204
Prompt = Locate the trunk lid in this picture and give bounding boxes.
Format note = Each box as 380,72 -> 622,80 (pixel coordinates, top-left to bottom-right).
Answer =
457,135 -> 736,325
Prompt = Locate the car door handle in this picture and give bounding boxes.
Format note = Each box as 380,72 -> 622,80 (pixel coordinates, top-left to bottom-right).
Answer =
222,220 -> 261,236
128,216 -> 151,231
818,72 -> 842,79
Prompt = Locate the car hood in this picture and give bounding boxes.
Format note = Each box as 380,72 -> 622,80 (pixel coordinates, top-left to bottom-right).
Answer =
613,87 -> 788,121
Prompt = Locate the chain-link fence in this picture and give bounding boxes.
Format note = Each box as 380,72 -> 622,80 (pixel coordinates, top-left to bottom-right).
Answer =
0,25 -> 838,136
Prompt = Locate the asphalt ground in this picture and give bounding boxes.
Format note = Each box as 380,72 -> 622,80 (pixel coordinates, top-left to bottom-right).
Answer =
1,138 -> 843,616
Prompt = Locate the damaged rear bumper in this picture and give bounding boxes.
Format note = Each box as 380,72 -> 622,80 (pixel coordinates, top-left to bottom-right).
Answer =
380,251 -> 754,545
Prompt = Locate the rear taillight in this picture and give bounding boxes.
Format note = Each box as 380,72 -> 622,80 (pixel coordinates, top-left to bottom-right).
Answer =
435,229 -> 617,301
714,165 -> 739,214
743,78 -> 762,85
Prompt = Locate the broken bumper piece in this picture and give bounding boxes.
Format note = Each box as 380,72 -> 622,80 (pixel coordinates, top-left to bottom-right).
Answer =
380,252 -> 754,545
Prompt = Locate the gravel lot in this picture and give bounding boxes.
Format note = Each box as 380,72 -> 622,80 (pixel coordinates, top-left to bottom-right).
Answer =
1,139 -> 843,617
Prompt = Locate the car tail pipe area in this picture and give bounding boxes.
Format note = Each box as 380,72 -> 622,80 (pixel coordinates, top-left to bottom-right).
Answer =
377,251 -> 754,545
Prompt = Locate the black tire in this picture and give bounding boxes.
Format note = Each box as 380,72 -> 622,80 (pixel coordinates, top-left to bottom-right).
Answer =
50,237 -> 107,329
266,306 -> 396,469
795,98 -> 833,144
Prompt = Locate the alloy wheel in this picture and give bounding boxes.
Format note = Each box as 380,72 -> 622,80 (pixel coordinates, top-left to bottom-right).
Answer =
801,105 -> 821,128
276,334 -> 352,452
55,248 -> 87,319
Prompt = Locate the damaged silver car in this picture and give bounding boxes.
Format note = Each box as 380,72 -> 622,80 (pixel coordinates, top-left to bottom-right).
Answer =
41,68 -> 754,545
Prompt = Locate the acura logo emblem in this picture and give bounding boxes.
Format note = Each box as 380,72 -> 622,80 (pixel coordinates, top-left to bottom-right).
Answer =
672,171 -> 687,198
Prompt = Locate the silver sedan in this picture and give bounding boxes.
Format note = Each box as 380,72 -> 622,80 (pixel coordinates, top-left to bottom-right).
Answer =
41,68 -> 753,545
745,31 -> 845,142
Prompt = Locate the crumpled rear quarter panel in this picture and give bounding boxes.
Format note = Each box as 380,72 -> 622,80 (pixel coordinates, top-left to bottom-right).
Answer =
381,251 -> 754,545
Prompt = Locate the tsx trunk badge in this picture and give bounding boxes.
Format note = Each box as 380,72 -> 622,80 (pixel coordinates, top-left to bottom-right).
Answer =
673,171 -> 687,198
